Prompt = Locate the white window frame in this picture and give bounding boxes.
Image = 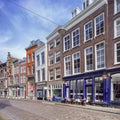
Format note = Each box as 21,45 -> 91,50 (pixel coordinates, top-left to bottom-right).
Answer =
84,46 -> 93,72
63,34 -> 70,52
36,55 -> 40,66
49,43 -> 54,51
64,55 -> 71,76
114,41 -> 120,64
84,20 -> 93,42
55,51 -> 60,63
55,38 -> 60,47
32,52 -> 35,62
72,28 -> 80,48
32,65 -> 35,74
55,67 -> 61,80
37,70 -> 40,82
49,69 -> 54,81
28,54 -> 31,63
41,68 -> 45,81
114,0 -> 120,14
72,51 -> 80,75
49,54 -> 54,66
94,13 -> 105,37
114,17 -> 120,38
95,41 -> 105,70
28,66 -> 30,75
41,51 -> 45,65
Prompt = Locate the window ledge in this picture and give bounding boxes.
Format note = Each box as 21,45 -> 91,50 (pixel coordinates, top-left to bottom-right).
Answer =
72,72 -> 81,75
114,11 -> 120,16
95,67 -> 106,71
114,62 -> 120,65
64,74 -> 71,77
85,70 -> 94,73
114,35 -> 120,39
55,78 -> 61,80
72,44 -> 80,49
63,49 -> 71,53
84,38 -> 93,43
94,32 -> 105,38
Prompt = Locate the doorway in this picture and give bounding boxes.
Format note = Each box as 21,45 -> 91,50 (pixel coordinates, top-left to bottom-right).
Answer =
86,85 -> 92,102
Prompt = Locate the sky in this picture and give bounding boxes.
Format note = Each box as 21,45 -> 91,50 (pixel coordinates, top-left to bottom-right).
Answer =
0,0 -> 82,62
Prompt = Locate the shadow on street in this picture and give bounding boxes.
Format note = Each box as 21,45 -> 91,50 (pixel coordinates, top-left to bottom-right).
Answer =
0,98 -> 11,110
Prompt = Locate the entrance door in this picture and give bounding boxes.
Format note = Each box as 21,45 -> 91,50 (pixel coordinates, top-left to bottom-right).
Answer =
86,86 -> 92,102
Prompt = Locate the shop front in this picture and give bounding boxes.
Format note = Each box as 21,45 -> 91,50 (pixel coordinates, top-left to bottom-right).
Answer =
27,76 -> 35,99
63,68 -> 120,105
47,83 -> 62,101
36,82 -> 47,100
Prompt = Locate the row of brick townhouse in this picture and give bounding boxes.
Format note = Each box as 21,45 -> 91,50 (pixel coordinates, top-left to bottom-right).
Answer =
0,62 -> 7,97
58,0 -> 120,104
0,0 -> 120,105
2,52 -> 26,98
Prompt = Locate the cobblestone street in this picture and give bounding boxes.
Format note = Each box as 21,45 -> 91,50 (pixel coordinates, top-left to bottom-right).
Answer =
0,99 -> 120,120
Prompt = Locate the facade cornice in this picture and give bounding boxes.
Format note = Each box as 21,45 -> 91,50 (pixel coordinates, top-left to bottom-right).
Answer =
46,32 -> 59,43
46,26 -> 62,43
64,0 -> 107,30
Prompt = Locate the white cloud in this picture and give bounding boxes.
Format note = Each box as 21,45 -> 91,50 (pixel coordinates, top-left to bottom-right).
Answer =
0,31 -> 12,44
19,0 -> 71,26
0,44 -> 26,62
0,0 -> 80,62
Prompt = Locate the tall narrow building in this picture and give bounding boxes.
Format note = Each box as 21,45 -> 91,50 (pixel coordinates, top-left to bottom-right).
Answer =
46,26 -> 63,100
35,42 -> 47,100
25,40 -> 44,99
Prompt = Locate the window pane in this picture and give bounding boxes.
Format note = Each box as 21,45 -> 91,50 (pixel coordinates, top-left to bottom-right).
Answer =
41,52 -> 45,65
116,43 -> 120,62
37,55 -> 40,66
56,51 -> 60,63
64,35 -> 70,51
85,21 -> 92,41
72,29 -> 80,47
73,52 -> 80,74
56,68 -> 61,79
117,0 -> 120,13
95,13 -> 104,36
85,47 -> 93,71
64,56 -> 71,75
96,42 -> 105,69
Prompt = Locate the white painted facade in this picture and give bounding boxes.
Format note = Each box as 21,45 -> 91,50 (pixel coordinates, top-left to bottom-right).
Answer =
35,43 -> 47,100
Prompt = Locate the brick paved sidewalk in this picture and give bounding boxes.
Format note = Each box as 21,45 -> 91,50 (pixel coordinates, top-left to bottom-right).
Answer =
1,98 -> 120,115
42,101 -> 120,115
0,111 -> 12,120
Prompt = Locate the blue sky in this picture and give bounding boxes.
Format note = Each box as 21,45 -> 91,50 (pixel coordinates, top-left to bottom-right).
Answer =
0,0 -> 82,62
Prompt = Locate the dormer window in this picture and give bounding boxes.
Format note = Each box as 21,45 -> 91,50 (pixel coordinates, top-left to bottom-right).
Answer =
82,0 -> 95,10
71,7 -> 81,18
